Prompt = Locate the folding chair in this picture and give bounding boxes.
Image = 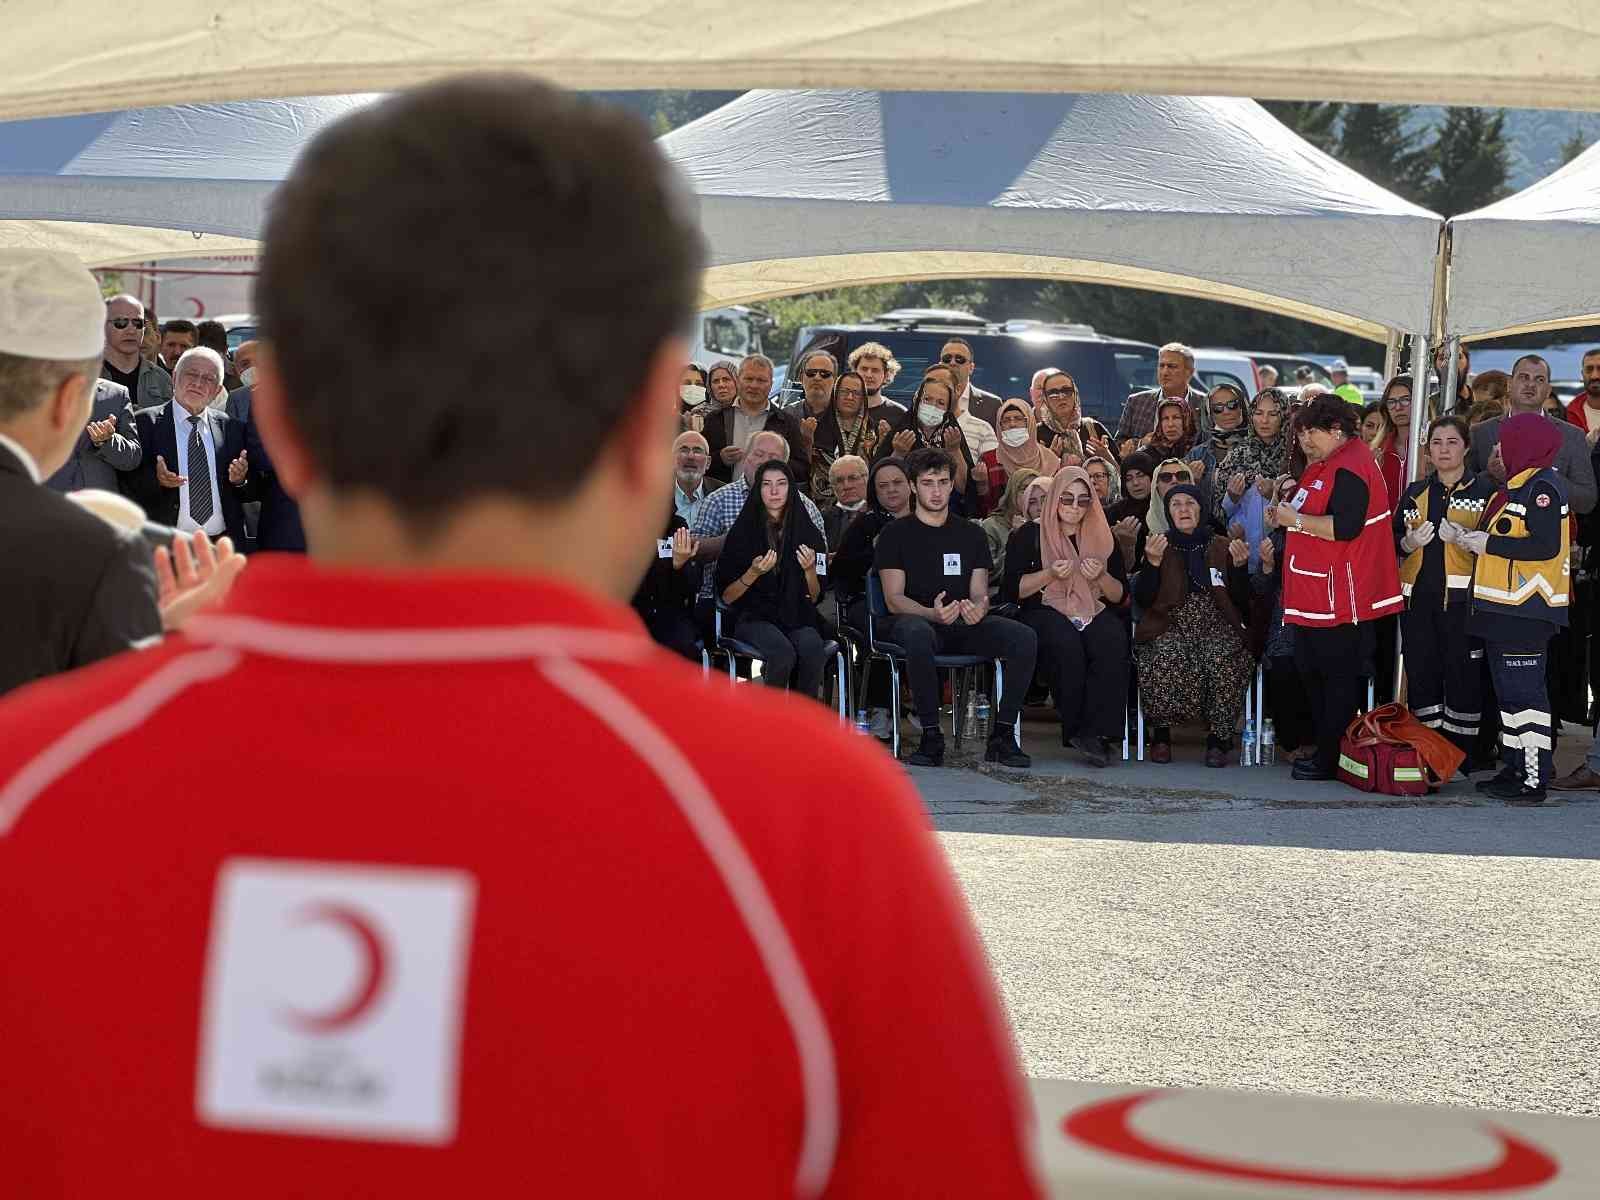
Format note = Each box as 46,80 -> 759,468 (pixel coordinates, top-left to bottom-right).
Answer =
713,600 -> 849,721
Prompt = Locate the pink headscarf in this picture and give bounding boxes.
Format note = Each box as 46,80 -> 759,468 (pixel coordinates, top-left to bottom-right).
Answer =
1040,466 -> 1116,625
994,397 -> 1061,479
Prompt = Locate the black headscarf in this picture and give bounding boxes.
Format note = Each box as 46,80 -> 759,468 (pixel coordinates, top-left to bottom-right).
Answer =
1163,483 -> 1212,595
714,460 -> 824,629
1107,449 -> 1157,526
875,380 -> 975,474
811,371 -> 880,499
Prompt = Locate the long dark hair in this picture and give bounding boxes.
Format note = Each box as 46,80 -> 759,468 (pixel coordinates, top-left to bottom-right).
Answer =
866,455 -> 911,516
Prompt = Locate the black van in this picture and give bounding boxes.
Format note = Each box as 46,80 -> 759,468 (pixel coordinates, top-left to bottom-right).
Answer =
784,311 -> 1160,427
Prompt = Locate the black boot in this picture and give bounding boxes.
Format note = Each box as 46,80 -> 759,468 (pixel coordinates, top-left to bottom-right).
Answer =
907,728 -> 945,767
984,729 -> 1032,769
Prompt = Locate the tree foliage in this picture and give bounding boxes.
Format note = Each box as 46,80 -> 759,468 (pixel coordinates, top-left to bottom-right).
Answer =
1422,107 -> 1513,215
1561,129 -> 1589,166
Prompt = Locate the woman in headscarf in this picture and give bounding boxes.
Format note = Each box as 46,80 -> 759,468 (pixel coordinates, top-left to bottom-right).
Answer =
1036,369 -> 1116,462
808,370 -> 884,503
705,360 -> 739,410
980,467 -> 1041,582
1131,484 -> 1255,766
714,460 -> 831,702
1188,383 -> 1251,514
1457,412 -> 1570,803
875,372 -> 976,514
1086,456 -> 1119,506
1001,467 -> 1130,767
1143,457 -> 1197,541
1139,397 -> 1199,461
1214,387 -> 1292,568
1106,449 -> 1157,572
977,398 -> 1060,516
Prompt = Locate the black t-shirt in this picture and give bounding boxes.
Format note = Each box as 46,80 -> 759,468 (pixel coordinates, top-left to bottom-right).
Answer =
873,512 -> 992,606
102,359 -> 140,406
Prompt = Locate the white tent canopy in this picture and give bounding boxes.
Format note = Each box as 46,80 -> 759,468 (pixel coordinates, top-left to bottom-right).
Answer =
0,94 -> 378,265
4,1 -> 1599,122
662,90 -> 1443,341
1447,141 -> 1600,340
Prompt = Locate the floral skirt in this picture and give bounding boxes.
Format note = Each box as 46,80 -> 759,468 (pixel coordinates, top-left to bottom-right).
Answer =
1135,592 -> 1253,740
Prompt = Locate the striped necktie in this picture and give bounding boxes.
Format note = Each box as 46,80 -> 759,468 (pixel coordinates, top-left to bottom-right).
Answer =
187,415 -> 214,526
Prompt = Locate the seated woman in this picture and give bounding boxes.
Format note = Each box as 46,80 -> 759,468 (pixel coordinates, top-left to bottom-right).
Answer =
807,370 -> 885,504
1086,456 -> 1119,506
1139,397 -> 1199,463
1036,370 -> 1116,461
1106,450 -> 1158,572
1001,468 -> 1130,767
1121,456 -> 1197,576
977,398 -> 1059,515
1132,485 -> 1255,766
632,509 -> 701,661
831,456 -> 913,735
1187,383 -> 1250,513
714,460 -> 830,701
1214,387 -> 1291,570
980,467 -> 1041,582
875,373 -> 976,514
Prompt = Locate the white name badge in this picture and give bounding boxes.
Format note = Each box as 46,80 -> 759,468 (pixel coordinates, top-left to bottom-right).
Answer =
1209,567 -> 1225,587
944,553 -> 963,576
1290,488 -> 1309,511
815,553 -> 827,576
657,539 -> 674,559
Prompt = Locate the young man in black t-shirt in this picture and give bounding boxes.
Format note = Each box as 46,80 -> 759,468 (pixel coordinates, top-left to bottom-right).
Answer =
874,448 -> 1036,767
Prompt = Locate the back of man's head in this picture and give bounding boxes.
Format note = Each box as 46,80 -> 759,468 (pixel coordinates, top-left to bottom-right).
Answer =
194,319 -> 229,358
256,75 -> 703,540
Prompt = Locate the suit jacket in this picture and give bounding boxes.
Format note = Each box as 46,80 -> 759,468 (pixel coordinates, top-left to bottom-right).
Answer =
1117,384 -> 1213,444
0,441 -> 162,697
962,384 -> 1002,430
121,403 -> 255,546
44,379 -> 142,493
225,387 -> 307,552
701,403 -> 806,486
1469,414 -> 1598,516
101,357 -> 174,411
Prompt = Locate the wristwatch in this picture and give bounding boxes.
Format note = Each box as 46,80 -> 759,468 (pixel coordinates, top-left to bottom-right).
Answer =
1293,511 -> 1304,533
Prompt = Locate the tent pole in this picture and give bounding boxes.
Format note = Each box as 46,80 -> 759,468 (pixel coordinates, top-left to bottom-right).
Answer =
1382,330 -> 1403,382
1395,329 -> 1431,702
1439,334 -> 1462,416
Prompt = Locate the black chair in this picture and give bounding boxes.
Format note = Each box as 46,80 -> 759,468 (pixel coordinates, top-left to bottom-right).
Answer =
865,571 -> 1017,759
708,599 -> 849,720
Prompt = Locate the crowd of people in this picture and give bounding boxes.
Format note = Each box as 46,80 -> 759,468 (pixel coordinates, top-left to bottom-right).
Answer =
648,339 -> 1600,803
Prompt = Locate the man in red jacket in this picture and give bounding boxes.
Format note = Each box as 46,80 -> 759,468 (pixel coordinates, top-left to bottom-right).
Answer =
0,77 -> 1041,1199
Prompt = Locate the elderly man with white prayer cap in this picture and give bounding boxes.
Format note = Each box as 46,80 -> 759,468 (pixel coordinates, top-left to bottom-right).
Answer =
0,250 -> 243,695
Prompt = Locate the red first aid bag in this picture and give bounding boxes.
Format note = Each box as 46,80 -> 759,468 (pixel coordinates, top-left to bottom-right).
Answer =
1337,703 -> 1464,796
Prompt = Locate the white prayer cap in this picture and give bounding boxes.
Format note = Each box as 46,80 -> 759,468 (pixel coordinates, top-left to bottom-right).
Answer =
0,249 -> 106,361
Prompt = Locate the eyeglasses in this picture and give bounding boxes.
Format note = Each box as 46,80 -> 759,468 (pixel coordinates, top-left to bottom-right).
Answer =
1387,393 -> 1412,406
677,447 -> 709,457
1156,471 -> 1188,483
939,354 -> 969,365
1044,386 -> 1076,398
1059,494 -> 1094,508
178,371 -> 219,387
803,369 -> 834,379
1211,399 -> 1241,413
107,317 -> 145,329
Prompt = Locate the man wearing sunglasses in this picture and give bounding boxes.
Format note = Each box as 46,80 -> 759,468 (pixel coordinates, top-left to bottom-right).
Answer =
938,338 -> 1000,460
100,294 -> 174,412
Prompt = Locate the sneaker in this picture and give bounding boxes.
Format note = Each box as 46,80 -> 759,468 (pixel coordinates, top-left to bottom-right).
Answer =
907,731 -> 945,768
867,708 -> 892,739
1481,776 -> 1547,805
1070,734 -> 1109,768
984,731 -> 1032,769
1551,765 -> 1600,792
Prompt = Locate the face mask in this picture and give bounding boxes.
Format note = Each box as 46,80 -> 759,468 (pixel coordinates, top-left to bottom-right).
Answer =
1000,427 -> 1030,448
679,384 -> 706,408
917,403 -> 943,428
239,366 -> 257,387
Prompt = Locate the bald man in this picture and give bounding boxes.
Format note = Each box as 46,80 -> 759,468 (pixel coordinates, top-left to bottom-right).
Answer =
672,428 -> 711,526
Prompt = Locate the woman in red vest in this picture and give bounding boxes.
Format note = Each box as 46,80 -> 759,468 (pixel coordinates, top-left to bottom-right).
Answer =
1275,394 -> 1405,781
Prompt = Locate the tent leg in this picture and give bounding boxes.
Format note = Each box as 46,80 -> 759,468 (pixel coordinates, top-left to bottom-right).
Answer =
1382,329 -> 1404,383
1439,334 -> 1462,416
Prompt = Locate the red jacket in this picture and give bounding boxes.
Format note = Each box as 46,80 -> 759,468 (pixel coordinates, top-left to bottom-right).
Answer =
1566,393 -> 1599,433
1283,435 -> 1404,627
0,559 -> 1040,1199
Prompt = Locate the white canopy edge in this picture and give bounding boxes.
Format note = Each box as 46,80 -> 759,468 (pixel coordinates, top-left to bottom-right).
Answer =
0,220 -> 258,267
7,1 -> 1600,121
703,251 -> 1392,342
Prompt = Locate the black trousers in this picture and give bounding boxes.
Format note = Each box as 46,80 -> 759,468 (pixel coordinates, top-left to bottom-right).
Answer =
1294,621 -> 1375,773
1487,641 -> 1555,789
1371,613 -> 1399,705
642,609 -> 700,663
1400,600 -> 1483,758
734,617 -> 829,701
888,614 -> 1037,734
1021,605 -> 1128,742
1264,654 -> 1315,753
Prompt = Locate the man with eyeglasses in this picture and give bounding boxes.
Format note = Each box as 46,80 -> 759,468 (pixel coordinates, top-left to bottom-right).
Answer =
1116,341 -> 1209,455
100,294 -> 174,411
123,346 -> 255,548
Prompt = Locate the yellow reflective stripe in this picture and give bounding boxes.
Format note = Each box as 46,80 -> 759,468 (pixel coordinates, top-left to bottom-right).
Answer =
1338,755 -> 1369,778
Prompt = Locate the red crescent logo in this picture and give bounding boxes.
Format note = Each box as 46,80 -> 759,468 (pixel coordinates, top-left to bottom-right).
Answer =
185,296 -> 205,318
280,903 -> 388,1034
1064,1091 -> 1558,1192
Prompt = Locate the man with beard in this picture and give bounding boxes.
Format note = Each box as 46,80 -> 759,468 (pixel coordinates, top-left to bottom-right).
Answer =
849,341 -> 906,418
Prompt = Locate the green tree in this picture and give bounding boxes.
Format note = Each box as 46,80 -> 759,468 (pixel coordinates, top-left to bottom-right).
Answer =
1561,129 -> 1589,166
1261,100 -> 1344,154
1422,107 -> 1512,216
1337,104 -> 1431,204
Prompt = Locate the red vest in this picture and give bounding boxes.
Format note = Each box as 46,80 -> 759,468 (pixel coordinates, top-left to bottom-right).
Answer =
1283,435 -> 1403,627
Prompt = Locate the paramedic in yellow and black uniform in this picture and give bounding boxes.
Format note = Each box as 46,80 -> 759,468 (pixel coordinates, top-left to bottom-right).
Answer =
1393,415 -> 1497,767
1450,413 -> 1570,805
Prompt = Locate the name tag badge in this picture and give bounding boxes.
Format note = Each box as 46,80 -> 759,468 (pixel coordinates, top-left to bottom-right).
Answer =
943,553 -> 962,576
815,553 -> 827,576
1209,567 -> 1225,587
1290,488 -> 1309,512
657,539 -> 674,559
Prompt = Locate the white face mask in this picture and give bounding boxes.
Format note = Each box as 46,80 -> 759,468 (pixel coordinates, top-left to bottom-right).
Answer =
1000,427 -> 1030,448
679,384 -> 706,408
239,366 -> 257,387
917,403 -> 943,428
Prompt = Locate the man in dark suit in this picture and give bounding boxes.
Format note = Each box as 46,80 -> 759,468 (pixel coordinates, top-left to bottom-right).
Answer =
122,346 -> 256,546
700,353 -> 804,486
936,336 -> 1002,429
0,250 -> 162,696
1468,353 -> 1597,517
44,377 -> 141,492
226,385 -> 307,552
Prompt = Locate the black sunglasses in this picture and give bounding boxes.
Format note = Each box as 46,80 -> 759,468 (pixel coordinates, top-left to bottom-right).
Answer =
803,369 -> 834,379
1156,471 -> 1188,483
940,353 -> 970,365
1044,386 -> 1076,398
107,316 -> 145,329
1211,399 -> 1241,413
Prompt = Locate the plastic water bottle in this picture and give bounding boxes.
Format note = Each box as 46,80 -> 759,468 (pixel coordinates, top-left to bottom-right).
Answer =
854,710 -> 873,738
1241,724 -> 1257,767
975,693 -> 992,738
1261,720 -> 1277,765
963,693 -> 979,739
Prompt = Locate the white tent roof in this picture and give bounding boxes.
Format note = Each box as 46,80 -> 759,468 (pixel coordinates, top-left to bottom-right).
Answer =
1448,142 -> 1600,339
0,95 -> 378,265
3,1 -> 1597,121
662,90 -> 1443,340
